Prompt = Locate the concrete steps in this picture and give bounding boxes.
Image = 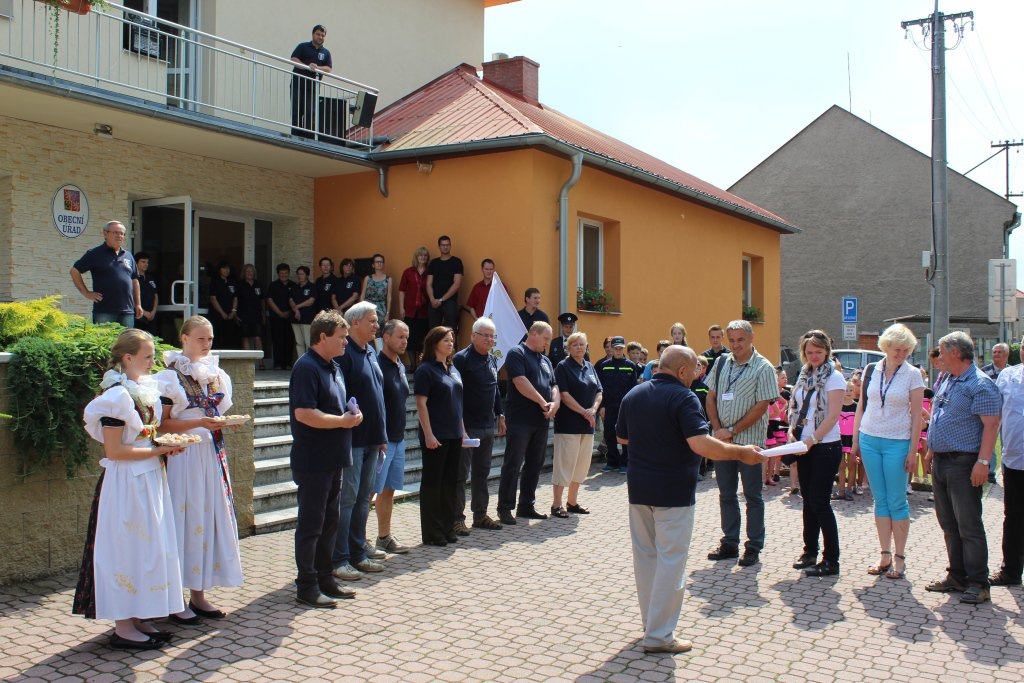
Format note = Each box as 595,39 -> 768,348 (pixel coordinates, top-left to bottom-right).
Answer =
250,378 -> 553,535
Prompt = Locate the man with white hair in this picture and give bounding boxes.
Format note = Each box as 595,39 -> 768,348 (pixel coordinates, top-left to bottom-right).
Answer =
70,220 -> 143,326
982,342 -> 1010,483
332,301 -> 388,581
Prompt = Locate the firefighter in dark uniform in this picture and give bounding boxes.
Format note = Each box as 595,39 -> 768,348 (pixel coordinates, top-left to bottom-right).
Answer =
548,312 -> 579,368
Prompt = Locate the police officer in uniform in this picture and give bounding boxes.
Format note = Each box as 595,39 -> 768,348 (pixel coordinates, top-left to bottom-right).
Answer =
549,312 -> 580,368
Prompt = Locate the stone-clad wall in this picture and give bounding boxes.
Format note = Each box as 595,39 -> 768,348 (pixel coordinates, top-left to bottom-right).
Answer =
0,351 -> 258,585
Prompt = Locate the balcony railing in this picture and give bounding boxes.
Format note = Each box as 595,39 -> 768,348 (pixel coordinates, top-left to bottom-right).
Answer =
0,0 -> 377,147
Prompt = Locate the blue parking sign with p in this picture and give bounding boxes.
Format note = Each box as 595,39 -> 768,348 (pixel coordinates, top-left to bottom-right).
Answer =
842,297 -> 858,324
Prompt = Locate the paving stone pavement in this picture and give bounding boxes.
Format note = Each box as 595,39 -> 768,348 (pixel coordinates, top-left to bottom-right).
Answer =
1,468 -> 1023,682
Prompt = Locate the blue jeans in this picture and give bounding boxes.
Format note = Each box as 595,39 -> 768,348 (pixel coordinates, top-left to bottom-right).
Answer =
332,447 -> 377,567
94,311 -> 135,327
859,433 -> 911,521
714,459 -> 765,551
932,452 -> 988,586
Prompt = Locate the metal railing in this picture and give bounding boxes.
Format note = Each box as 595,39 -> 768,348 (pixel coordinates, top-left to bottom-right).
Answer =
0,0 -> 377,147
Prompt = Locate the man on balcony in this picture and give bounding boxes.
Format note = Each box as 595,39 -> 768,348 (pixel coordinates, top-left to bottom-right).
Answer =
290,24 -> 333,139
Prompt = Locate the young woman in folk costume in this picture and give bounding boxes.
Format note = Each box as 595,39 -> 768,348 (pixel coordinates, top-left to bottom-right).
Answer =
156,316 -> 243,623
73,329 -> 186,650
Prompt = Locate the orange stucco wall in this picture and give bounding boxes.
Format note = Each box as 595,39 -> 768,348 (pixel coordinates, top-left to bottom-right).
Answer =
314,148 -> 783,363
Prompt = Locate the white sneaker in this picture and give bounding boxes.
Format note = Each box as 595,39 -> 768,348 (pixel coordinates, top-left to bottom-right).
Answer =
854,486 -> 864,495
376,534 -> 410,554
354,558 -> 385,573
364,542 -> 387,560
332,562 -> 362,581
906,484 -> 913,494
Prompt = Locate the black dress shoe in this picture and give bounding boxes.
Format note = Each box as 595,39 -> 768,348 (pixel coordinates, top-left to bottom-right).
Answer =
707,544 -> 739,561
792,553 -> 818,569
188,600 -> 227,619
517,507 -> 548,520
423,538 -> 448,547
737,549 -> 760,567
319,582 -> 356,600
168,612 -> 202,625
296,591 -> 338,609
110,633 -> 163,650
804,560 -> 840,577
498,510 -> 517,525
138,629 -> 173,643
444,533 -> 459,543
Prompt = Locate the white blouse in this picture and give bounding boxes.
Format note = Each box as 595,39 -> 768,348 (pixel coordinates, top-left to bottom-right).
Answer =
859,360 -> 925,440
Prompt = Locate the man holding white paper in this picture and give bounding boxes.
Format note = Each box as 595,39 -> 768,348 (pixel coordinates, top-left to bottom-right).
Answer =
617,346 -> 764,654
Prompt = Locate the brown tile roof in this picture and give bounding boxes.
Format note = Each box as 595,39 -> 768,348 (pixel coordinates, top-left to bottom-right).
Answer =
367,64 -> 795,231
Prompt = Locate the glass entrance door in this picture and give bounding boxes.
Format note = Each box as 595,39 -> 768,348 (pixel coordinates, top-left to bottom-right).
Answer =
133,196 -> 194,342
194,213 -> 247,318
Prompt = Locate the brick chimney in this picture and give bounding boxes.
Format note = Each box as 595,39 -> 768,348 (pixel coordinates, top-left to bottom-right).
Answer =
481,55 -> 540,105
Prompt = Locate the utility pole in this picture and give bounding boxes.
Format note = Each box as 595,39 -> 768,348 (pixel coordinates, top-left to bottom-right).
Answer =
992,140 -> 1023,342
902,2 -> 972,360
990,140 -> 1023,202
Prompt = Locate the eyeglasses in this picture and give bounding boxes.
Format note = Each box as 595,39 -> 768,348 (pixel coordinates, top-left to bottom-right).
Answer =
373,260 -> 384,265
474,332 -> 497,340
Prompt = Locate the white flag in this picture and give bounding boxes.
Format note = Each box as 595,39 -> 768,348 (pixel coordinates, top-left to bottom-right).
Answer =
483,272 -> 527,370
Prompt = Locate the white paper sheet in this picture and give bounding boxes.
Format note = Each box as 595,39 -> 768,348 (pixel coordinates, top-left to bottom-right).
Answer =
761,441 -> 809,458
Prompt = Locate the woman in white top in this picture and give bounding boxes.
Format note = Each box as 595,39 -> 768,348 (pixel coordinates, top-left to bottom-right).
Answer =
73,329 -> 186,650
156,316 -> 244,623
788,330 -> 846,577
851,323 -> 924,579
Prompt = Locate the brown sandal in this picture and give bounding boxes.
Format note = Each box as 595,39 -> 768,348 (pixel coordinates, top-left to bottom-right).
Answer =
886,554 -> 906,579
867,551 -> 892,576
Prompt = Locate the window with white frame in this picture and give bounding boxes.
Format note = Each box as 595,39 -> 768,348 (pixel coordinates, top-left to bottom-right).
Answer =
741,256 -> 752,307
578,219 -> 603,290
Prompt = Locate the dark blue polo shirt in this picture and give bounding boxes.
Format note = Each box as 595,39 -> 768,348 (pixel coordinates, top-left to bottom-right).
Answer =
237,280 -> 264,323
337,274 -> 360,309
505,343 -> 555,428
336,338 -> 387,448
289,349 -> 352,472
379,352 -> 409,443
617,375 -> 709,507
73,244 -> 138,315
413,360 -> 464,440
208,276 -> 237,316
291,282 -> 316,324
554,357 -> 601,435
596,357 -> 640,406
139,274 -> 158,312
453,345 -> 502,431
290,41 -> 332,73
268,278 -> 295,313
315,275 -> 338,312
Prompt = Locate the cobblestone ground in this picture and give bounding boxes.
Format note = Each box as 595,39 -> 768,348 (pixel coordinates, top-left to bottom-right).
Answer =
1,468 -> 1022,682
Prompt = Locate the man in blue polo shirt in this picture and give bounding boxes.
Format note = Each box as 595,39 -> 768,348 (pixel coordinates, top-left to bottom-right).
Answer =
70,220 -> 142,326
333,302 -> 389,581
618,345 -> 764,655
290,24 -> 332,138
453,317 -> 506,532
373,319 -> 412,555
290,310 -> 363,608
496,321 -> 559,525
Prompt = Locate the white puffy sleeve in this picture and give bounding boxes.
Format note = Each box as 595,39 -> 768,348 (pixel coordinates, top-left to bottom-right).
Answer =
216,368 -> 234,415
155,368 -> 189,418
83,386 -> 144,444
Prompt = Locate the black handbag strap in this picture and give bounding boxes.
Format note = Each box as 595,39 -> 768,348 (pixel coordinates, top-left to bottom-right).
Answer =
860,362 -> 876,410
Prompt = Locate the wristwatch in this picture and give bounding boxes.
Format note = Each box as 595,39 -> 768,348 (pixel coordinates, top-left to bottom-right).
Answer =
977,458 -> 989,466
727,426 -> 734,435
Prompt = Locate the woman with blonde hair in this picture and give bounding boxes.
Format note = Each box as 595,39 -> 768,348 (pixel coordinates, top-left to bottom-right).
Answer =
73,329 -> 185,649
670,322 -> 688,347
156,316 -> 244,622
551,332 -> 602,516
851,323 -> 924,579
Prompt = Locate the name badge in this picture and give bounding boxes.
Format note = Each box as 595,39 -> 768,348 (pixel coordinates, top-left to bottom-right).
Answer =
722,392 -> 735,401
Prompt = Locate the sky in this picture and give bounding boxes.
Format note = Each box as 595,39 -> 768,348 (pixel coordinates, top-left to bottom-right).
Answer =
484,0 -> 1024,284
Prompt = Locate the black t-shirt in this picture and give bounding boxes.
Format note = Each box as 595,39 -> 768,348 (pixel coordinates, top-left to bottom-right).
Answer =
336,338 -> 387,448
237,280 -> 265,324
289,349 -> 352,472
414,360 -> 464,440
315,275 -> 338,312
267,279 -> 295,314
291,282 -> 316,324
504,343 -> 555,427
554,357 -> 600,434
138,273 -> 158,312
379,352 -> 410,443
290,41 -> 332,74
337,274 -> 361,310
617,376 -> 710,507
208,276 -> 238,320
453,345 -> 502,430
427,256 -> 464,299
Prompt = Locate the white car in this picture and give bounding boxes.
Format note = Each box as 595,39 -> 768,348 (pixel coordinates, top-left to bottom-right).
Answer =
831,349 -> 885,379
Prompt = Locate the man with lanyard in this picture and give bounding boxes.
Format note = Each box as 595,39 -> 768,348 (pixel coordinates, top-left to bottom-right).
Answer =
705,320 -> 778,568
290,24 -> 332,138
70,220 -> 142,327
924,331 -> 1000,604
993,334 -> 1024,588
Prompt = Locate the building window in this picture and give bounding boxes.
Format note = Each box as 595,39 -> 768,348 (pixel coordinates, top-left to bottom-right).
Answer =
741,254 -> 764,321
742,257 -> 752,307
578,219 -> 603,291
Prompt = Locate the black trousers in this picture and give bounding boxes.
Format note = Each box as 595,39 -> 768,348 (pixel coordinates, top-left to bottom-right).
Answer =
498,422 -> 549,512
420,438 -> 462,543
456,429 -> 495,520
428,299 -> 460,334
290,73 -> 317,138
602,404 -> 627,467
293,468 -> 342,594
797,441 -> 843,563
269,315 -> 295,368
1000,465 -> 1024,579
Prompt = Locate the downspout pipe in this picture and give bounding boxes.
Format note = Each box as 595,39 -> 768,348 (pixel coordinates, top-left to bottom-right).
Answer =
558,153 -> 584,315
378,166 -> 389,198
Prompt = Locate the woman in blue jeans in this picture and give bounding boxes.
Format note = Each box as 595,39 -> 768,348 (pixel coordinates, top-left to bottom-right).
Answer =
851,324 -> 924,579
789,330 -> 846,577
